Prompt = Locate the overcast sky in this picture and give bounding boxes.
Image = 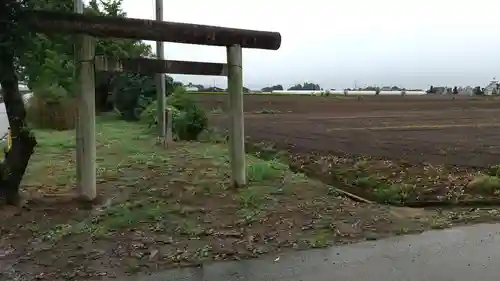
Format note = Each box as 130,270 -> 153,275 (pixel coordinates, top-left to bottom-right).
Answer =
117,0 -> 500,90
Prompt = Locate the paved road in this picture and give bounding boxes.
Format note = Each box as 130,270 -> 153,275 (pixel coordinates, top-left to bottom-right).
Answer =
117,223 -> 500,281
0,93 -> 32,137
0,103 -> 9,137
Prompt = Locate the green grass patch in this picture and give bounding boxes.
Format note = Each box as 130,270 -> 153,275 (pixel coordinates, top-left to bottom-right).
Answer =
28,117 -> 313,240
351,176 -> 416,204
468,175 -> 500,195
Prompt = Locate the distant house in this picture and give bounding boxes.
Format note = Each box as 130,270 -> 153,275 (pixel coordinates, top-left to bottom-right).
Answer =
458,86 -> 474,96
184,86 -> 199,92
182,83 -> 200,92
484,78 -> 499,95
203,86 -> 224,92
436,87 -> 448,94
426,86 -> 448,95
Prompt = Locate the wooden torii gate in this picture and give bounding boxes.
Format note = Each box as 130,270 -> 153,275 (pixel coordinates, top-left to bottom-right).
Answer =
15,9 -> 281,200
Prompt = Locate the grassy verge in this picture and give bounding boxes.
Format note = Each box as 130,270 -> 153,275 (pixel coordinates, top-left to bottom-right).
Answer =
0,118 -> 445,280
244,140 -> 500,207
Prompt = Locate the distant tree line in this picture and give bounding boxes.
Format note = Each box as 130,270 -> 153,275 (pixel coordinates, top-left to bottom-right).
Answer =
261,84 -> 283,92
288,82 -> 321,91
359,86 -> 404,91
185,84 -> 249,93
259,84 -> 415,93
260,82 -> 321,92
426,85 -> 500,96
256,82 -> 500,96
426,86 -> 459,95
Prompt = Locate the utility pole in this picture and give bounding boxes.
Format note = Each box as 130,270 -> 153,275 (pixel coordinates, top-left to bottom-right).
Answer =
155,0 -> 169,146
74,0 -> 97,200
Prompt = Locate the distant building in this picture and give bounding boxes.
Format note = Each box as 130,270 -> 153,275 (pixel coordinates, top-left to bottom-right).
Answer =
184,86 -> 199,92
425,86 -> 447,95
436,87 -> 448,94
484,78 -> 499,95
458,86 -> 474,96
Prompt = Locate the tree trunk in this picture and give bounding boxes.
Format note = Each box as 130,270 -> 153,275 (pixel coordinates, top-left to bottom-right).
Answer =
95,72 -> 114,113
0,50 -> 37,206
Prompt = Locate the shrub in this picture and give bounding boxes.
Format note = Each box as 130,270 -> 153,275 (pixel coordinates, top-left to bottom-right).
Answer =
141,102 -> 180,130
27,93 -> 77,131
467,175 -> 500,195
173,105 -> 208,140
110,73 -> 184,121
141,88 -> 208,140
111,73 -> 156,121
26,83 -> 77,130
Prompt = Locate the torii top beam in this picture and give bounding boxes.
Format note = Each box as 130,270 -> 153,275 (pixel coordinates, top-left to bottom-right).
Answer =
17,10 -> 282,50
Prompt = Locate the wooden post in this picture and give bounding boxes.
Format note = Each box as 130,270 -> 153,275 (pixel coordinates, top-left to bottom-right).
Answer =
74,0 -> 82,198
79,36 -> 97,200
155,0 -> 167,146
166,109 -> 173,143
226,44 -> 246,187
75,0 -> 96,200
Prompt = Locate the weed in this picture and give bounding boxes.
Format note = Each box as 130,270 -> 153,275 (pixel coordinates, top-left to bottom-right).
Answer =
42,201 -> 172,241
353,176 -> 381,189
467,175 -> 500,195
236,208 -> 262,225
488,165 -> 500,177
373,184 -> 410,204
177,220 -> 207,237
124,259 -> 141,274
237,186 -> 267,209
307,230 -> 331,248
255,108 -> 281,114
252,147 -> 278,161
314,215 -> 334,230
42,224 -> 73,242
198,128 -> 226,144
210,107 -> 224,114
352,175 -> 413,203
98,203 -> 167,232
247,159 -> 287,182
194,245 -> 212,261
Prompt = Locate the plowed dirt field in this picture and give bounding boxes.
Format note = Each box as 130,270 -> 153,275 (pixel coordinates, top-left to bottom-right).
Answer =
196,94 -> 500,204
